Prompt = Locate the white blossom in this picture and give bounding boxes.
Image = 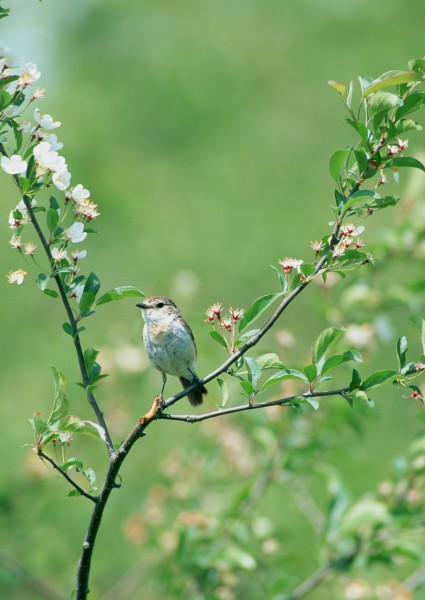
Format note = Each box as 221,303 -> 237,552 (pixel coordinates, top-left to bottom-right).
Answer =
64,222 -> 87,243
34,108 -> 61,130
44,133 -> 63,151
71,249 -> 87,261
74,200 -> 100,220
32,87 -> 45,99
33,141 -> 68,176
52,169 -> 71,190
17,61 -> 41,87
17,120 -> 32,133
24,242 -> 37,255
70,283 -> 84,303
2,104 -> 21,118
278,257 -> 304,272
51,247 -> 68,262
33,141 -> 53,168
72,183 -> 90,204
1,154 -> 27,175
7,269 -> 27,284
9,234 -> 22,249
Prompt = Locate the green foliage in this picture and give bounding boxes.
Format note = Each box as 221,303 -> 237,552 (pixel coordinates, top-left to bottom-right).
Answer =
238,292 -> 284,333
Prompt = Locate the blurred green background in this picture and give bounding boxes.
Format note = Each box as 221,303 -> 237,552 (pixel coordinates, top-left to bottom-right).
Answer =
1,0 -> 425,598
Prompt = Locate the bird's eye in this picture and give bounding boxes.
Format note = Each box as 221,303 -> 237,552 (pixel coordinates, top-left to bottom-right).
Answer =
157,302 -> 165,308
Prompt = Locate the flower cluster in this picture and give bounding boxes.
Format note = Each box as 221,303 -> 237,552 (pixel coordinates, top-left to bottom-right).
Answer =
332,224 -> 366,258
67,184 -> 100,221
278,257 -> 303,273
278,256 -> 304,287
1,43 -> 99,297
205,302 -> 245,354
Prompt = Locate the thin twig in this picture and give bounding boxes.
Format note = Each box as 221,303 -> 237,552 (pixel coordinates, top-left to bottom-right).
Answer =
38,449 -> 97,503
285,562 -> 334,600
404,565 -> 425,592
159,388 -> 349,423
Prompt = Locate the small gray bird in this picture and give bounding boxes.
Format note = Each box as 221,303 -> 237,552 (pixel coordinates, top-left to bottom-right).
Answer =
136,296 -> 207,406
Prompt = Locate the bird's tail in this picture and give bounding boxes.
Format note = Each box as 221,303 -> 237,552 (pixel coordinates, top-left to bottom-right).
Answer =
179,377 -> 207,407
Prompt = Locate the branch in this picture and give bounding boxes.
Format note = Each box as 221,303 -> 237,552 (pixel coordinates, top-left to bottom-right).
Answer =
285,562 -> 334,600
285,550 -> 357,600
0,143 -> 115,455
404,565 -> 425,592
38,449 -> 97,503
159,388 -> 349,423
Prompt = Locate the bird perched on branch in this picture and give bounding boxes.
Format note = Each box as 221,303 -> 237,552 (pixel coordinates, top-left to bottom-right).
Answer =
136,296 -> 207,406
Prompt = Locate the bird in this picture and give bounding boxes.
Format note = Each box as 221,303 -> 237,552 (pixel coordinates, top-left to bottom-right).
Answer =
136,296 -> 207,406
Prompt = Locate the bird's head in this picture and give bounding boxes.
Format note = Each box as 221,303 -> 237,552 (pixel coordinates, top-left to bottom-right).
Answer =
136,296 -> 180,323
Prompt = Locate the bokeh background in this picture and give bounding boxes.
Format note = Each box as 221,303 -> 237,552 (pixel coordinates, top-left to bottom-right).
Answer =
1,0 -> 425,598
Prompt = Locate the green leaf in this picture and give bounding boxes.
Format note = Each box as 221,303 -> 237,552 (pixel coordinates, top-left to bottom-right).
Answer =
312,327 -> 344,364
335,190 -> 346,209
36,273 -> 50,292
43,289 -> 59,299
216,378 -> 229,408
238,292 -> 283,333
61,457 -> 83,471
349,368 -> 362,391
322,350 -> 363,375
79,467 -> 96,489
408,58 -> 425,73
328,80 -> 346,95
343,189 -> 376,212
270,264 -> 288,292
79,292 -> 96,315
367,91 -> 403,116
84,347 -> 99,378
362,71 -> 422,98
209,330 -> 228,349
62,322 -> 74,336
94,286 -> 145,307
49,368 -> 69,423
303,364 -> 317,384
385,156 -> 425,173
354,149 -> 368,174
340,499 -> 389,536
260,369 -> 308,390
67,490 -> 81,498
46,208 -> 59,233
360,369 -> 400,390
395,91 -> 425,120
256,353 -> 286,370
245,357 -> 262,387
30,413 -> 49,436
396,119 -> 423,135
329,148 -> 350,183
59,416 -> 107,443
367,195 -> 400,210
238,329 -> 260,342
396,336 -> 408,370
305,397 -> 319,410
345,119 -> 370,145
83,272 -> 101,296
240,379 -> 255,397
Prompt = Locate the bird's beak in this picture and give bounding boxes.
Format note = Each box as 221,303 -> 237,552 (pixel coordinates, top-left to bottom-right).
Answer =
136,302 -> 147,309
